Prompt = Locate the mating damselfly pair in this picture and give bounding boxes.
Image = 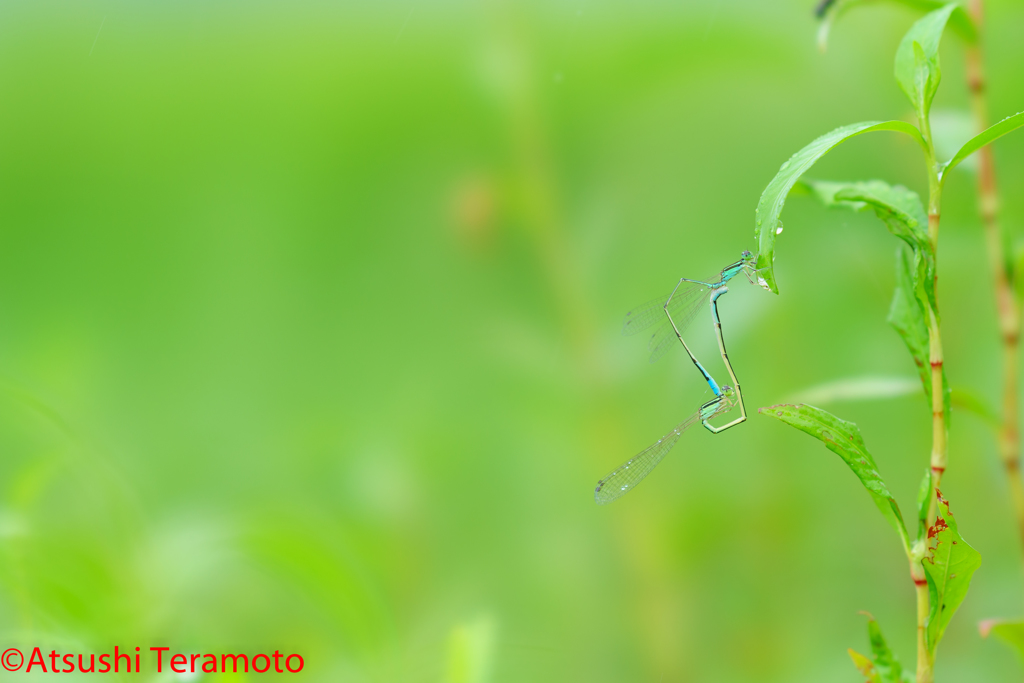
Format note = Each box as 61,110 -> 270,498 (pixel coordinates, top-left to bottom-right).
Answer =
594,250 -> 764,504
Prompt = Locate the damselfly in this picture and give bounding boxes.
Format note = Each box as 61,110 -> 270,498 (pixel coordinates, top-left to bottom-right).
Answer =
622,250 -> 757,432
594,388 -> 738,504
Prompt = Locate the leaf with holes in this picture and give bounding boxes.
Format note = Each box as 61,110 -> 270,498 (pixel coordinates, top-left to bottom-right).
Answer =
923,492 -> 982,655
759,403 -> 909,552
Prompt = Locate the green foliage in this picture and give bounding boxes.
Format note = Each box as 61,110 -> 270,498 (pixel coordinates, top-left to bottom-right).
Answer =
923,493 -> 982,655
942,111 -> 1024,181
798,179 -> 933,306
893,4 -> 957,119
786,375 -> 920,405
848,649 -> 884,683
916,469 -> 932,541
981,620 -> 1024,663
759,403 -> 909,552
889,247 -> 933,396
863,613 -> 913,683
754,122 -> 926,294
795,178 -> 951,416
950,387 -> 999,430
446,617 -> 496,683
815,0 -> 976,52
889,244 -> 951,435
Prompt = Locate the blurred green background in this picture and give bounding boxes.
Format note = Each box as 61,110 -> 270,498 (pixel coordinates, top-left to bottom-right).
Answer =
1,0 -> 1023,680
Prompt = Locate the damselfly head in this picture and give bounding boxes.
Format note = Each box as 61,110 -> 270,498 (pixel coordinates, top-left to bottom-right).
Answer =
740,252 -> 768,289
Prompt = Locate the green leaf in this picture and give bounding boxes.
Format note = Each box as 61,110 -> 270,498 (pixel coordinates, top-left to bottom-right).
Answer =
786,375 -> 920,405
981,619 -> 1024,662
863,613 -> 911,683
800,178 -> 949,411
894,4 -> 957,118
754,121 -> 926,294
848,649 -> 883,683
942,111 -> 1024,180
816,0 -> 976,52
797,179 -> 931,302
887,245 -> 949,418
923,492 -> 982,654
885,249 -> 925,381
950,387 -> 999,430
759,403 -> 910,552
916,469 -> 932,542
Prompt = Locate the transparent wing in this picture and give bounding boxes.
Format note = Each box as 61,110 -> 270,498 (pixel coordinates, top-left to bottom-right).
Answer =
621,278 -> 716,364
621,280 -> 711,336
644,287 -> 715,363
594,411 -> 700,505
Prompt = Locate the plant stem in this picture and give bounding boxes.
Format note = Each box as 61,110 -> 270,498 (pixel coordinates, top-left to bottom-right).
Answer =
917,99 -> 946,683
910,548 -> 933,683
966,0 -> 1024,557
922,135 -> 946,527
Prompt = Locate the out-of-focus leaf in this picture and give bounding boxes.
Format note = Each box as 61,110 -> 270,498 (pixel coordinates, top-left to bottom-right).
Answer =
930,109 -> 977,173
786,375 -> 921,405
923,492 -> 982,655
446,617 -> 496,683
754,122 -> 926,294
916,469 -> 932,542
894,4 -> 957,118
981,619 -> 1024,662
760,403 -> 910,552
816,0 -> 976,52
942,111 -> 1024,180
951,387 -> 999,430
848,648 -> 883,683
863,613 -> 911,682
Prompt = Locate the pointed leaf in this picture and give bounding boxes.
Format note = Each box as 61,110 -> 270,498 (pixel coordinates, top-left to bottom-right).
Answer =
798,178 -> 933,305
942,111 -> 1024,180
894,4 -> 957,117
887,246 -> 927,388
759,403 -> 910,552
755,121 -> 926,293
816,0 -> 976,52
798,179 -> 930,259
886,245 -> 949,417
980,619 -> 1024,662
923,491 -> 982,654
848,649 -> 883,683
864,613 -> 909,683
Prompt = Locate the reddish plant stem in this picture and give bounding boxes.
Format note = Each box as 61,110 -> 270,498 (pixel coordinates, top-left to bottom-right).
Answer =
965,0 -> 1024,555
